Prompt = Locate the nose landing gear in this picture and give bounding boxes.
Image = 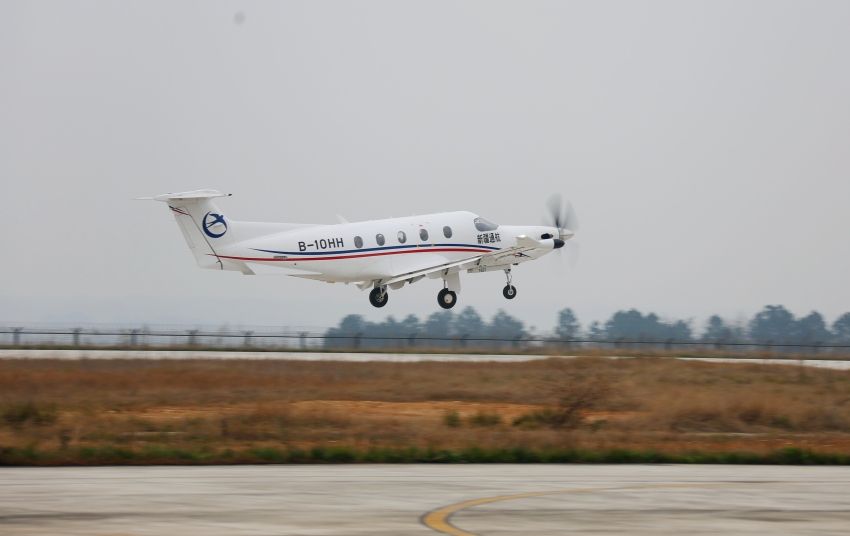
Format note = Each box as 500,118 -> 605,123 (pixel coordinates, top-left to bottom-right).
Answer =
437,288 -> 457,309
502,269 -> 517,299
369,286 -> 388,308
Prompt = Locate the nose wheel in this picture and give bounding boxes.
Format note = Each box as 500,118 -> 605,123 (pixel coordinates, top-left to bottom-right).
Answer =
369,286 -> 388,308
437,288 -> 457,309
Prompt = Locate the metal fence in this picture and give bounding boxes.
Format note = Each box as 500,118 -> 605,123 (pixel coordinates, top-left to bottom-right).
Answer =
1,326 -> 849,355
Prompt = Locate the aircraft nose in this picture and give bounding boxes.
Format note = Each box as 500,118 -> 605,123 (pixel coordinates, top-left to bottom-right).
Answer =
553,238 -> 565,249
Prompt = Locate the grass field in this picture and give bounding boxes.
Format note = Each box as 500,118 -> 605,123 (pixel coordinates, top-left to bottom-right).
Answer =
2,356 -> 850,465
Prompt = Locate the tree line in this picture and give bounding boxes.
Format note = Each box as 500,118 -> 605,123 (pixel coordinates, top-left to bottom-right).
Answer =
323,305 -> 850,349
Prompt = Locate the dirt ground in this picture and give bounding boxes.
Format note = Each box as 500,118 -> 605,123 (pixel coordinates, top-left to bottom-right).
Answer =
2,356 -> 850,457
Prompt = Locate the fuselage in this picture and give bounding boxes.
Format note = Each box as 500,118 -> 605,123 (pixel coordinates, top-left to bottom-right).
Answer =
149,189 -> 577,309
214,211 -> 558,282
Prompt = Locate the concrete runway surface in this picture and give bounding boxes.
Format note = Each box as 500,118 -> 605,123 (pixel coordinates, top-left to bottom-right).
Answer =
2,465 -> 850,535
4,349 -> 850,370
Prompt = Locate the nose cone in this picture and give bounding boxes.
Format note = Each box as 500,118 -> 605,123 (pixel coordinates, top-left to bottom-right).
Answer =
553,238 -> 565,249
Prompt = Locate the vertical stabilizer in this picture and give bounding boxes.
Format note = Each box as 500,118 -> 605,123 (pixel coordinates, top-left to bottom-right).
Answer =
149,189 -> 239,271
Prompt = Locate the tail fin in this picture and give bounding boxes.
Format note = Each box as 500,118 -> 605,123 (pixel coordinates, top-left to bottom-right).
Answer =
145,189 -> 241,271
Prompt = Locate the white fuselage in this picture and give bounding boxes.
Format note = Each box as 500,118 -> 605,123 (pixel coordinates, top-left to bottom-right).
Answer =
214,211 -> 558,282
149,189 -> 576,308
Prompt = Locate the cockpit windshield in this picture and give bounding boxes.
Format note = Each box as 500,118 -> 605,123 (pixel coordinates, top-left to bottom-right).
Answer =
473,217 -> 499,232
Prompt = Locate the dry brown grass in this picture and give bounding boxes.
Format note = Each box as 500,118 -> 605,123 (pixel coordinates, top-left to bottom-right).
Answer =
2,356 -> 850,458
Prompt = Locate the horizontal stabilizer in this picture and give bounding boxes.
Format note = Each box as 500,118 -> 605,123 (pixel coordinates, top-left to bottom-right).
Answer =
136,189 -> 231,202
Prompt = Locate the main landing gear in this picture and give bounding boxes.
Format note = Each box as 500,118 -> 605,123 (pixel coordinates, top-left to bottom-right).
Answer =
437,288 -> 457,309
502,269 -> 517,300
368,269 -> 514,309
369,286 -> 388,308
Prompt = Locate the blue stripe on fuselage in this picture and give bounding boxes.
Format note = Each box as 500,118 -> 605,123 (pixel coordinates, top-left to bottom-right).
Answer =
252,243 -> 501,256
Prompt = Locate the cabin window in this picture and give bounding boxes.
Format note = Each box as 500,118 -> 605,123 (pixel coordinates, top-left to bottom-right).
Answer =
443,226 -> 453,238
354,236 -> 363,248
419,229 -> 429,241
397,230 -> 407,244
474,217 -> 499,232
376,233 -> 385,246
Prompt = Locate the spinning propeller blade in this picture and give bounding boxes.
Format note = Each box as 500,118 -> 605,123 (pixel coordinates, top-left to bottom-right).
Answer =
545,194 -> 580,235
544,194 -> 581,268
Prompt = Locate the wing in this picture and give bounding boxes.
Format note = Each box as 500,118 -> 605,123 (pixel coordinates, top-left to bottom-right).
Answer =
366,236 -> 550,290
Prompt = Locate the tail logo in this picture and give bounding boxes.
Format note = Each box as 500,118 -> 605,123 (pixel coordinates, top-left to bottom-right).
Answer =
203,212 -> 228,238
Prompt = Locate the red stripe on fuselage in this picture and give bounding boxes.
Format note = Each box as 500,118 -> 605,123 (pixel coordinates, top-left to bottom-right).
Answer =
212,247 -> 494,262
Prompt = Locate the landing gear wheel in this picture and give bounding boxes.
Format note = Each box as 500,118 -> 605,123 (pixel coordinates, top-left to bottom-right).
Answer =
369,287 -> 388,308
503,285 -> 517,300
437,288 -> 457,309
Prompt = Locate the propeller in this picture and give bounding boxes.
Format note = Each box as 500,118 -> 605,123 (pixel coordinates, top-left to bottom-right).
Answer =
544,194 -> 581,268
545,194 -> 580,237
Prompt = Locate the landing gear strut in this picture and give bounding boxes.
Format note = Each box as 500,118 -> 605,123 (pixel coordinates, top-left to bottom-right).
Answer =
369,286 -> 388,308
502,269 -> 517,300
437,288 -> 457,309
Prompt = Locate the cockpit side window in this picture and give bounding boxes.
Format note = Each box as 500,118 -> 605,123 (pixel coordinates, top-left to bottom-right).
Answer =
473,217 -> 499,232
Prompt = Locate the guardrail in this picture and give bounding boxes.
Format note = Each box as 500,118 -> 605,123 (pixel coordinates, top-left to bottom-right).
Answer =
1,327 -> 848,355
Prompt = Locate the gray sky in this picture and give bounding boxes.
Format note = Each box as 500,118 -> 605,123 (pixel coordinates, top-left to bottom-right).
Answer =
2,1 -> 849,333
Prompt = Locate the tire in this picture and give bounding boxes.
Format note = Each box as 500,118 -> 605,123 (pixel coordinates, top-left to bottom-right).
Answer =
369,287 -> 388,308
502,285 -> 517,299
437,288 -> 457,309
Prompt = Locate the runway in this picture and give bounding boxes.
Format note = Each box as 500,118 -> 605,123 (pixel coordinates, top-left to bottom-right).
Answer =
2,465 -> 850,535
3,348 -> 850,369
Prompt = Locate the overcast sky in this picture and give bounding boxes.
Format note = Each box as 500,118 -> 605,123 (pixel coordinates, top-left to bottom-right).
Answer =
2,1 -> 849,333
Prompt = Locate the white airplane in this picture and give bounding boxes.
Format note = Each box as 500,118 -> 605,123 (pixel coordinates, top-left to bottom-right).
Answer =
143,190 -> 578,309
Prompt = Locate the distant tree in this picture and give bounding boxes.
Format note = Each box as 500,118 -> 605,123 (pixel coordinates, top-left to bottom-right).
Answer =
324,314 -> 368,349
707,318 -> 749,343
667,320 -> 693,341
488,310 -> 526,346
604,309 -> 691,342
604,309 -> 645,340
337,314 -> 367,334
796,311 -> 831,345
398,314 -> 421,336
395,314 -> 422,348
323,305 -> 838,352
554,308 -> 581,341
702,315 -> 733,343
455,307 -> 486,341
371,316 -> 401,348
422,311 -> 455,347
728,322 -> 749,343
749,305 -> 796,344
587,321 -> 605,341
831,313 -> 850,344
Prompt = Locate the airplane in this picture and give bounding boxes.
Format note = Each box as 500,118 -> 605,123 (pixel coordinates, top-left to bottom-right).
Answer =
142,190 -> 578,309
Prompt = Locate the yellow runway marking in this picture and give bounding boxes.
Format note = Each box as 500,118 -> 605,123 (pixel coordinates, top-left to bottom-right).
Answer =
421,482 -> 738,536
